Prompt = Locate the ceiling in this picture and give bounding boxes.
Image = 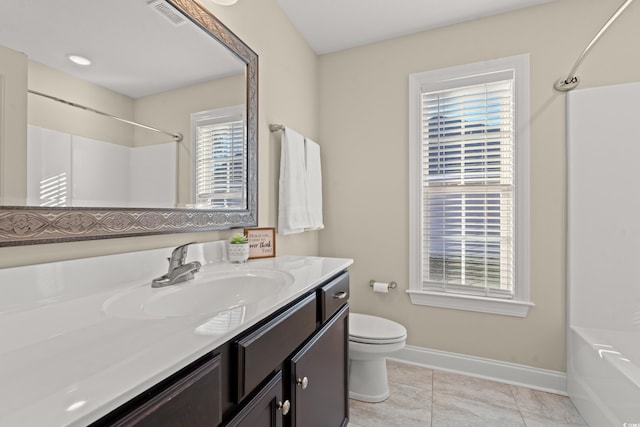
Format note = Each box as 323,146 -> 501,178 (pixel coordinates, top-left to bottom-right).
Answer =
276,0 -> 557,55
0,0 -> 558,98
0,0 -> 244,98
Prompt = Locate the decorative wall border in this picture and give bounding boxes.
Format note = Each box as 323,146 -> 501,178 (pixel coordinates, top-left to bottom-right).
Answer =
0,206 -> 257,246
0,0 -> 258,246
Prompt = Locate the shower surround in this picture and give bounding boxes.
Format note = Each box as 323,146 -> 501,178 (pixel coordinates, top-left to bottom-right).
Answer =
567,81 -> 640,426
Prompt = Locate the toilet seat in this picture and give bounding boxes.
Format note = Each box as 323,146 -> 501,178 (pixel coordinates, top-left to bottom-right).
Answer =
349,313 -> 407,344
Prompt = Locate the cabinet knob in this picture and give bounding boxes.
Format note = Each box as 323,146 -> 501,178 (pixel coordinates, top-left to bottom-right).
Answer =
277,400 -> 290,415
296,376 -> 309,390
333,291 -> 348,299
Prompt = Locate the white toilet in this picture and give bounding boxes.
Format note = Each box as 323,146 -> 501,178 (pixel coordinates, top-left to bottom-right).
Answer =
348,313 -> 407,402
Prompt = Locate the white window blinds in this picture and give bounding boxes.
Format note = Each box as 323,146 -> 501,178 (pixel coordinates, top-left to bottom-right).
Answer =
192,107 -> 246,209
421,75 -> 514,298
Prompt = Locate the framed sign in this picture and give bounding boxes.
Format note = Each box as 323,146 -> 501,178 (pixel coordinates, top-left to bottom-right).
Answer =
244,227 -> 276,259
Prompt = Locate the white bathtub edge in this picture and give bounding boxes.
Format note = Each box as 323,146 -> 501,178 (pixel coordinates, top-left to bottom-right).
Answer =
390,345 -> 567,395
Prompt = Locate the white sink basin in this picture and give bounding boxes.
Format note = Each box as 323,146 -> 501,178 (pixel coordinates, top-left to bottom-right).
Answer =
103,268 -> 295,319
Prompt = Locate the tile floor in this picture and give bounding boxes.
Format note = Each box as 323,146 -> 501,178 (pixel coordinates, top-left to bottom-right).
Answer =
348,360 -> 587,427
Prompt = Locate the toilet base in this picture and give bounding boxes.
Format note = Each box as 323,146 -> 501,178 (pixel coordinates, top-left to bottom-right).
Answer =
348,357 -> 390,403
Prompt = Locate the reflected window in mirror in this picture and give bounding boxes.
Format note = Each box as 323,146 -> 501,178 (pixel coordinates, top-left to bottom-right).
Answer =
191,105 -> 247,210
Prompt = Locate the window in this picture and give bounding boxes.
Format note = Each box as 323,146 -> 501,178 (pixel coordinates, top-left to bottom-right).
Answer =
39,173 -> 68,207
408,55 -> 532,317
191,106 -> 246,209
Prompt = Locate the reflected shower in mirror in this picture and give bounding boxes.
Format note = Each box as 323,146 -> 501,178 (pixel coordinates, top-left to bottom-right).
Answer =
0,0 -> 258,245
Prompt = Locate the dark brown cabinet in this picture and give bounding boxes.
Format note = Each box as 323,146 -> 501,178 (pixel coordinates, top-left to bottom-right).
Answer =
92,271 -> 349,427
96,353 -> 222,427
233,303 -> 349,427
236,294 -> 317,401
318,272 -> 350,323
226,372 -> 285,427
290,305 -> 349,427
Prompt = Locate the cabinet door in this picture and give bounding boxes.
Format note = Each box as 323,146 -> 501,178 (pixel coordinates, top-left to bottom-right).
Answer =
226,371 -> 286,427
109,353 -> 222,427
289,305 -> 349,427
236,293 -> 316,401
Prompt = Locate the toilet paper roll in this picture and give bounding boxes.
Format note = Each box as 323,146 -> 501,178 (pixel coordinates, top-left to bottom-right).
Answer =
372,281 -> 390,293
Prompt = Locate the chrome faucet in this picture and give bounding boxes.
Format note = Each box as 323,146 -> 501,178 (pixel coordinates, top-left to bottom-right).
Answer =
152,242 -> 202,288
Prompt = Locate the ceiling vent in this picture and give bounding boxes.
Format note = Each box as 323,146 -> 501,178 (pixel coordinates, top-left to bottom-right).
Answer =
147,0 -> 188,26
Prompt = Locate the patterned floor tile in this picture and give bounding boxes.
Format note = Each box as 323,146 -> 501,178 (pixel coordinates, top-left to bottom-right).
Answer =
511,386 -> 586,426
347,360 -> 587,427
432,393 -> 525,427
387,358 -> 433,391
350,381 -> 432,427
434,370 -> 519,411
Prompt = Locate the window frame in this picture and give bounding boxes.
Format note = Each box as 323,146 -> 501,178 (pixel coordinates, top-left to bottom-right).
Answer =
191,105 -> 246,210
408,54 -> 533,317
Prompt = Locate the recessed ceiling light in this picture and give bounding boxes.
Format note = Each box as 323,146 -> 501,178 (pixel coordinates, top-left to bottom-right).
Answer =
67,54 -> 92,66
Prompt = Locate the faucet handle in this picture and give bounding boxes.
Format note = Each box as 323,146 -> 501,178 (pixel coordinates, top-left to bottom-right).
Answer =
169,242 -> 197,266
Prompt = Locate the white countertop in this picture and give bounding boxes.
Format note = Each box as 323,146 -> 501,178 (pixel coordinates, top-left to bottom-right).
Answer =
0,251 -> 352,427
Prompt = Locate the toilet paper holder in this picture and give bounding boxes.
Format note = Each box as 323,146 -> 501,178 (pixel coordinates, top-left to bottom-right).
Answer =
369,280 -> 397,289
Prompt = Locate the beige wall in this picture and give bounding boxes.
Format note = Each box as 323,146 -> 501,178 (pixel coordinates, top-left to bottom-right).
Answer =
28,61 -> 134,146
0,45 -> 27,205
0,0 -> 320,268
318,0 -> 640,372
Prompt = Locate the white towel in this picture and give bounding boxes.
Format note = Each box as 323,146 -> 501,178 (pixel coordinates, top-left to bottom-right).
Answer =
278,128 -> 310,234
304,138 -> 324,231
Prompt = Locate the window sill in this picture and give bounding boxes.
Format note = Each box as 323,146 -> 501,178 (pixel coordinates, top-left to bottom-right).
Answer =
406,290 -> 534,317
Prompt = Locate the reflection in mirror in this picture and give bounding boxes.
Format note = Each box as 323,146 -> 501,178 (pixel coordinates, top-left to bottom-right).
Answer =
191,104 -> 247,210
0,0 -> 258,245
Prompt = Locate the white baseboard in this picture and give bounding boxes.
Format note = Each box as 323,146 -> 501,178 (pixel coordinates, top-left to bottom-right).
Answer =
389,345 -> 567,396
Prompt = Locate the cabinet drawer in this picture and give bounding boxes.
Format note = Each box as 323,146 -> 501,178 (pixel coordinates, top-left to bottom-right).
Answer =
108,353 -> 222,427
318,272 -> 349,323
236,293 -> 316,401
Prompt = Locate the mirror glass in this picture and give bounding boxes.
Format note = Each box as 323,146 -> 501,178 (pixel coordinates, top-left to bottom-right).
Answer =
0,0 -> 258,245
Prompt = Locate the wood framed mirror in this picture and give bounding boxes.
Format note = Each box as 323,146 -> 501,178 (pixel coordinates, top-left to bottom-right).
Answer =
0,0 -> 258,246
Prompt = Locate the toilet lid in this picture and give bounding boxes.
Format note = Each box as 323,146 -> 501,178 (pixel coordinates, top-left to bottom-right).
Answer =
349,313 -> 407,344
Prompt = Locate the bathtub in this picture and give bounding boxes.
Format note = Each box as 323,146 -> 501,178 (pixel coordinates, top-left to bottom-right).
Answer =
568,327 -> 640,426
567,83 -> 640,426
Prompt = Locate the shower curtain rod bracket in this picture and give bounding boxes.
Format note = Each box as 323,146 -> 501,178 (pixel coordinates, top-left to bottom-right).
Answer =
554,76 -> 580,92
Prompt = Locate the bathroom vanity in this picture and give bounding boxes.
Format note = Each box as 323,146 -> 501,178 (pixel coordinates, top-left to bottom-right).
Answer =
94,272 -> 349,427
0,244 -> 352,427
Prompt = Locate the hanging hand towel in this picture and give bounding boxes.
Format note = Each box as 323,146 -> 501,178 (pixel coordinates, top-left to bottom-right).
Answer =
304,138 -> 324,231
278,128 -> 310,234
